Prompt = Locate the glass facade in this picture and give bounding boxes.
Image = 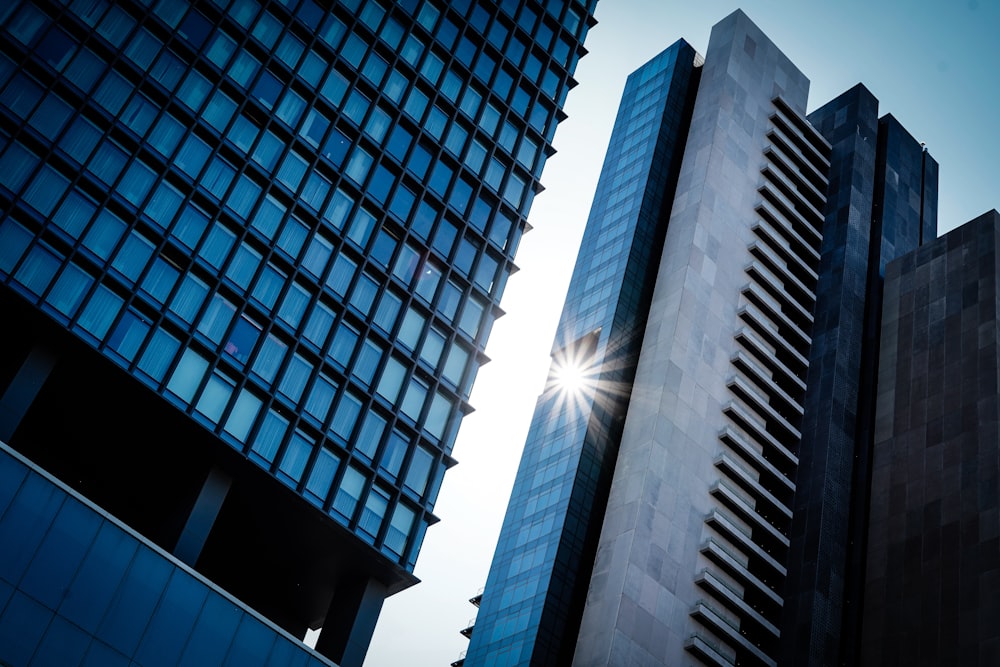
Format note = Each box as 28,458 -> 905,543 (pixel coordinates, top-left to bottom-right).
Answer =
0,443 -> 334,667
465,40 -> 701,667
0,0 -> 596,664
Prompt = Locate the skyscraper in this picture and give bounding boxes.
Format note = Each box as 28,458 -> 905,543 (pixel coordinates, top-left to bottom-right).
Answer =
467,10 -> 937,666
862,209 -> 1000,666
0,1 -> 595,665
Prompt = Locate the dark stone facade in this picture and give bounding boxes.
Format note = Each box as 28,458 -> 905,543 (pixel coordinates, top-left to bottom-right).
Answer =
862,210 -> 1000,665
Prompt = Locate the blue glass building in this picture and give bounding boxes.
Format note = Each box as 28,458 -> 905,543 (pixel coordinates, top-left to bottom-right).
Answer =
464,38 -> 702,667
468,11 -> 937,667
0,0 -> 596,665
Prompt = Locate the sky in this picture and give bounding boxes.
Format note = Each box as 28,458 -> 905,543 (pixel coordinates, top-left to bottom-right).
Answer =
364,2 -> 1000,665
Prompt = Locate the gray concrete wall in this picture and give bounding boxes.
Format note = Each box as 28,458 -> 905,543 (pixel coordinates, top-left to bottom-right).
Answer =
573,10 -> 812,666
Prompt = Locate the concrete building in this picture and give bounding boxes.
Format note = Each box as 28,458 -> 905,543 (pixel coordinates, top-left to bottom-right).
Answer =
468,10 -> 937,666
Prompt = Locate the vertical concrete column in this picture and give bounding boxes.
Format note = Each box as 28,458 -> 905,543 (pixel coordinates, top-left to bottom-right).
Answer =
0,346 -> 57,442
315,575 -> 387,667
172,466 -> 232,565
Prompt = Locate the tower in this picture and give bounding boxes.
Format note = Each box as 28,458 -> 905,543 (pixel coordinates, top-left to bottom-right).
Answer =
468,10 -> 937,666
0,1 -> 595,665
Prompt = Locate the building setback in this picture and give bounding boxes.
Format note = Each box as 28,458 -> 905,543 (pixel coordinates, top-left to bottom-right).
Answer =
468,10 -> 938,667
0,1 -> 595,665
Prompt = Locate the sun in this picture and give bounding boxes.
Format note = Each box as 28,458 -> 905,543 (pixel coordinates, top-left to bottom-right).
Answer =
552,360 -> 588,394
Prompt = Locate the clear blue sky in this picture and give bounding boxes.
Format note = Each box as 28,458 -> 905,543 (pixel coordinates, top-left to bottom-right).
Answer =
365,2 -> 1000,665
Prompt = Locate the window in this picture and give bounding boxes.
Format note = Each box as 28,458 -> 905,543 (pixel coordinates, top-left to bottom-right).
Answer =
376,356 -> 405,404
331,391 -> 362,439
277,281 -> 311,329
137,328 -> 181,382
385,503 -> 414,557
197,293 -> 236,344
47,263 -> 93,318
354,338 -> 383,386
278,352 -> 312,403
111,231 -> 155,283
225,316 -> 261,364
166,347 -> 209,403
373,291 -> 401,333
136,256 -> 176,305
196,372 -> 235,424
305,374 -> 337,423
404,446 -> 434,497
250,408 -> 288,464
359,486 -> 389,541
355,411 -> 386,461
303,301 -> 335,348
401,378 -> 428,422
419,327 -> 445,369
332,466 -> 366,522
15,245 -> 60,297
169,273 -> 209,323
277,431 -> 313,484
224,388 -> 263,441
305,448 -> 339,505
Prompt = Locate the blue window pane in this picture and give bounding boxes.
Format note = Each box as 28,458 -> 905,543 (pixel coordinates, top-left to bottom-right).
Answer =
303,301 -> 334,348
401,378 -> 428,422
350,273 -> 378,315
169,273 -> 209,323
278,353 -> 312,403
177,593 -> 242,666
331,391 -> 362,439
332,466 -> 366,522
419,327 -> 445,368
76,284 -> 123,340
0,471 -> 63,590
0,142 -> 39,192
95,545 -> 172,656
195,372 -> 234,424
146,181 -> 184,228
373,290 -> 401,333
82,210 -> 126,260
359,486 -> 389,540
252,332 -> 287,383
52,189 -> 96,238
329,324 -> 358,370
111,231 -> 154,282
47,262 -> 94,317
14,244 -> 60,296
404,445 -> 434,496
376,356 -> 405,404
355,411 -> 385,461
304,374 -> 336,423
137,328 -> 181,382
250,409 -> 288,464
124,28 -> 162,71
0,591 -> 51,665
355,338 -> 383,386
278,431 -> 313,483
252,264 -> 285,310
305,447 -> 339,505
108,309 -> 150,362
132,570 -> 208,665
166,347 -> 209,403
33,614 -> 92,666
224,388 -> 263,442
277,282 -> 310,328
277,215 -> 308,259
148,112 -> 185,158
29,91 -> 73,137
